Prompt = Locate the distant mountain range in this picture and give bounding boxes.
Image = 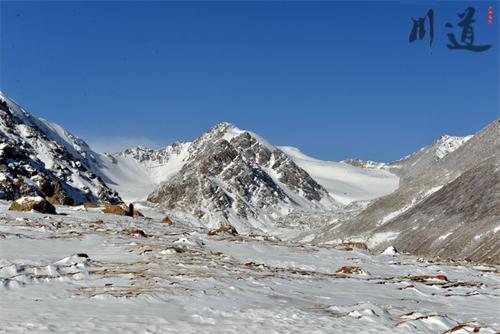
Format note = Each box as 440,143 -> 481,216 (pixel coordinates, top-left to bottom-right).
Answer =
0,91 -> 498,263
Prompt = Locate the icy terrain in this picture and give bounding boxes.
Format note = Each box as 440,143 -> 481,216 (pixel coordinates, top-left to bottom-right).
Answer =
98,143 -> 190,202
1,201 -> 498,333
280,146 -> 399,205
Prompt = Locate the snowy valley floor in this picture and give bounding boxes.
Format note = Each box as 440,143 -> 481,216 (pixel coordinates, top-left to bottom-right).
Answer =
0,201 -> 499,334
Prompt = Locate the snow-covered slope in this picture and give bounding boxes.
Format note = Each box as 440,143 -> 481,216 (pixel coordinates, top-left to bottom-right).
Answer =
97,143 -> 190,202
388,134 -> 473,184
0,92 -> 121,204
280,146 -> 399,205
434,135 -> 473,159
311,119 -> 500,263
1,201 -> 499,333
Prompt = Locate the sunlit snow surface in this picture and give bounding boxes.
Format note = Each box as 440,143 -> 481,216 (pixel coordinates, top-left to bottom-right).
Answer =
280,146 -> 399,205
0,201 -> 498,333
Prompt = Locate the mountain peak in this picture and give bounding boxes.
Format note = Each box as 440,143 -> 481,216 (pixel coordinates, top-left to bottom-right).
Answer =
0,91 -> 122,204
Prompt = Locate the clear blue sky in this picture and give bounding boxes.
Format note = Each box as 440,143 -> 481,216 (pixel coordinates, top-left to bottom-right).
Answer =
1,1 -> 498,161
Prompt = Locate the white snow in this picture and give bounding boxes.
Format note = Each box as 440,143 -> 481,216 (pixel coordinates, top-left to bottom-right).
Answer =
382,246 -> 398,256
279,146 -> 399,205
438,232 -> 453,241
435,135 -> 473,159
367,231 -> 400,248
13,196 -> 45,204
0,200 -> 498,333
97,143 -> 190,202
378,186 -> 443,225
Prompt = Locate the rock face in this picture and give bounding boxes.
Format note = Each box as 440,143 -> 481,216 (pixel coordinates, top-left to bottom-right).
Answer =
313,119 -> 500,263
0,92 -> 122,205
8,196 -> 57,214
374,157 -> 500,263
148,123 -> 338,231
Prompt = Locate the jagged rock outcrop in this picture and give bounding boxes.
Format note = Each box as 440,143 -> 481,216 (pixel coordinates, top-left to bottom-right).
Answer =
0,92 -> 122,204
148,123 -> 338,231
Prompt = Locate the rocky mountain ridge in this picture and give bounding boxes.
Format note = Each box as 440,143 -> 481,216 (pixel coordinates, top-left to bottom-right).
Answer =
0,92 -> 121,204
310,119 -> 499,263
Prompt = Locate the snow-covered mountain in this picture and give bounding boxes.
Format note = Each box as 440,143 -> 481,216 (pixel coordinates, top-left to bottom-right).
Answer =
1,91 -> 498,263
311,119 -> 500,263
98,123 -> 400,231
147,123 -> 341,232
0,92 -> 400,231
0,92 -> 121,204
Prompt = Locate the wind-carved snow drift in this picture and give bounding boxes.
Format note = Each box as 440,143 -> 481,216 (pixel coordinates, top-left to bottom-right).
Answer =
0,92 -> 121,204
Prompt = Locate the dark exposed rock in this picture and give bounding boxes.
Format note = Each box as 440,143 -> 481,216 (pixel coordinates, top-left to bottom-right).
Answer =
208,224 -> 238,236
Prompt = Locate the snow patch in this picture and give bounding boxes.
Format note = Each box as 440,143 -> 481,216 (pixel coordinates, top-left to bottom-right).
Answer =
438,232 -> 453,241
435,135 -> 473,159
368,232 -> 400,248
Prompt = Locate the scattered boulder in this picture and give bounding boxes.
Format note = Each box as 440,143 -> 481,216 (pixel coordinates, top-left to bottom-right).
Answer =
443,322 -> 482,334
338,242 -> 368,251
128,228 -> 147,237
208,224 -> 238,236
8,196 -> 57,214
102,204 -> 129,216
161,216 -> 173,225
54,253 -> 90,266
102,203 -> 143,218
336,266 -> 363,274
404,275 -> 449,283
402,284 -> 416,289
132,210 -> 144,218
382,246 -> 398,256
83,202 -> 101,209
